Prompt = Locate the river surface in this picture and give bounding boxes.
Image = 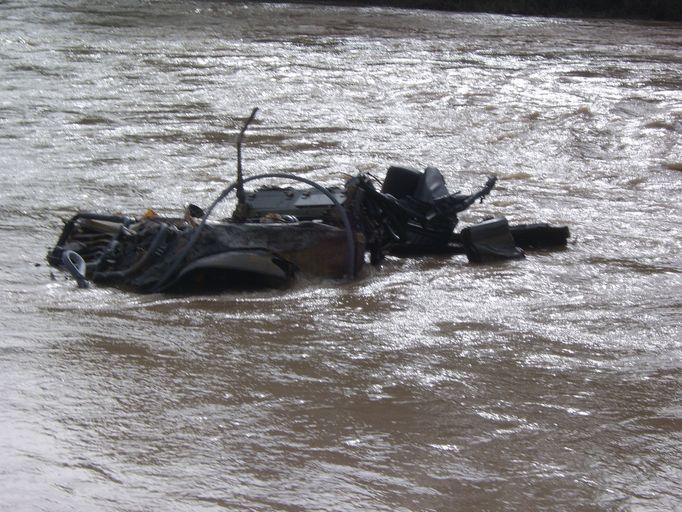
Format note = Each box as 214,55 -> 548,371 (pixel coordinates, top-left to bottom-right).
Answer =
1,1 -> 681,510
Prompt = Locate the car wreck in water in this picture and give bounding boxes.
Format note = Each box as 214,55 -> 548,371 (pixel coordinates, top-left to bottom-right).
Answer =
47,109 -> 570,292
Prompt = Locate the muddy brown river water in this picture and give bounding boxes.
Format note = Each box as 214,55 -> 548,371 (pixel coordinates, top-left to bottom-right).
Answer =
1,1 -> 681,510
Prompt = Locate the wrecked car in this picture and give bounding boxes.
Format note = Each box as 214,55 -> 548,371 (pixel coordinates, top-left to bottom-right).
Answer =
47,109 -> 569,292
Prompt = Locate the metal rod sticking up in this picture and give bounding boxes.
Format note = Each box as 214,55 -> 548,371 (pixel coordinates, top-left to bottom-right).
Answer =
233,107 -> 259,222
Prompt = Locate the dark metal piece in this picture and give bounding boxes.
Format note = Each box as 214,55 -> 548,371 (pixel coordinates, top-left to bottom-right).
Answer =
509,223 -> 570,248
61,250 -> 90,288
234,107 -> 259,222
460,218 -> 525,262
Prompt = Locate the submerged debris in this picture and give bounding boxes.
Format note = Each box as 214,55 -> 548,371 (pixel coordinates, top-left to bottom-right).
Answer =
47,111 -> 569,292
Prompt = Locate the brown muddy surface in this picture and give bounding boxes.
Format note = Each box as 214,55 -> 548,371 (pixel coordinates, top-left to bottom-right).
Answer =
1,2 -> 681,510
